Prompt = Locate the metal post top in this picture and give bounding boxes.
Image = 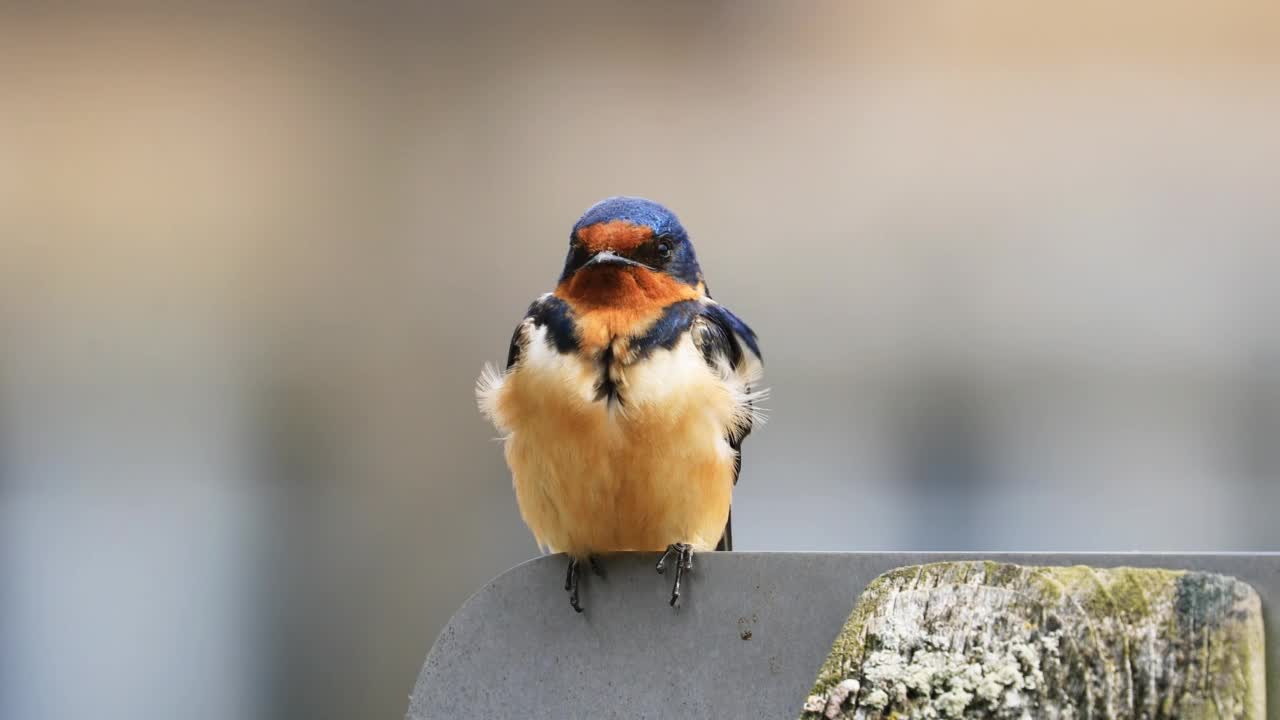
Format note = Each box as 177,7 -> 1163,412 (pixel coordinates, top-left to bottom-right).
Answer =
408,552 -> 1280,720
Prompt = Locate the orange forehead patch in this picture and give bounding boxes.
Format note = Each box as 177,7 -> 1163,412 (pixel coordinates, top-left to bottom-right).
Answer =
575,220 -> 654,253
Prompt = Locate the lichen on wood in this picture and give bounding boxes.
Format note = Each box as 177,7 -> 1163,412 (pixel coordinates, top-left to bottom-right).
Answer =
800,562 -> 1265,719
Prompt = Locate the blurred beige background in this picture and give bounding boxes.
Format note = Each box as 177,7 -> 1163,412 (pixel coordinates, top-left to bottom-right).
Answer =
2,3 -> 1279,719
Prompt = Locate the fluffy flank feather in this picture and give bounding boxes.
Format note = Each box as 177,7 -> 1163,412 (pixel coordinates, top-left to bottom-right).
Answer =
475,362 -> 507,430
723,358 -> 769,438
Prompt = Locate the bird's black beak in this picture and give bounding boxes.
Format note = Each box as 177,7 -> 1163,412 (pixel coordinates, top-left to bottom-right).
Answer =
584,250 -> 641,268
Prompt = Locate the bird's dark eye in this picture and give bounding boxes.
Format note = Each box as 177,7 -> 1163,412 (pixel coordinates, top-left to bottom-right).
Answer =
656,240 -> 673,259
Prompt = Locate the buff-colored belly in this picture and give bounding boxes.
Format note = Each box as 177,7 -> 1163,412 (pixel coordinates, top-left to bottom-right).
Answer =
490,336 -> 737,557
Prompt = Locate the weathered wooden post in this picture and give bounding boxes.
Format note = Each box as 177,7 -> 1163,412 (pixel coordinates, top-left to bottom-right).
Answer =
802,562 -> 1265,719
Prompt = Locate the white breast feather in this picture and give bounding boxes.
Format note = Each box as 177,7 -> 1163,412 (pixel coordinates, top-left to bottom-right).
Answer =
478,324 -> 765,440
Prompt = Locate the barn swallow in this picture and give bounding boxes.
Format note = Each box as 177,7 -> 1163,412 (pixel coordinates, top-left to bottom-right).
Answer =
477,197 -> 765,611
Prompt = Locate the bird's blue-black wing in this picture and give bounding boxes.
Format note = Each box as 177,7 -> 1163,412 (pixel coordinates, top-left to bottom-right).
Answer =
506,294 -> 577,369
695,303 -> 763,552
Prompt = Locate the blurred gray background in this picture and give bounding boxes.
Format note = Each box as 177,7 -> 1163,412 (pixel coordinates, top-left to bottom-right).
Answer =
2,2 -> 1279,719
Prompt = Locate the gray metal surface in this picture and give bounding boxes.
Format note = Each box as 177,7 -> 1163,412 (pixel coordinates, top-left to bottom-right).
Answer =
407,552 -> 1279,719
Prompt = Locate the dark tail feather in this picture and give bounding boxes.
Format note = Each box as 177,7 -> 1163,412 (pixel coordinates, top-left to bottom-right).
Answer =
715,510 -> 733,551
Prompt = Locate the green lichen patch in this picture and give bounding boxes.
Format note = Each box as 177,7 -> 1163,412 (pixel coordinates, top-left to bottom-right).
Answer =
800,563 -> 1265,720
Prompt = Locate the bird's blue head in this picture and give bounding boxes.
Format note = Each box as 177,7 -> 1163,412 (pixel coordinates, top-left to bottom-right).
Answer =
558,197 -> 703,291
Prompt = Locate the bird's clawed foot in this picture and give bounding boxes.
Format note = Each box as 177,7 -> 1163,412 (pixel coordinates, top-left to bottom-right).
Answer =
564,555 -> 606,612
655,543 -> 694,607
564,557 -> 583,612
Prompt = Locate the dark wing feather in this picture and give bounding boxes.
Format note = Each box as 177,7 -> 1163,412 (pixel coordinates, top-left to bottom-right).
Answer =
505,294 -> 577,370
695,303 -> 763,552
